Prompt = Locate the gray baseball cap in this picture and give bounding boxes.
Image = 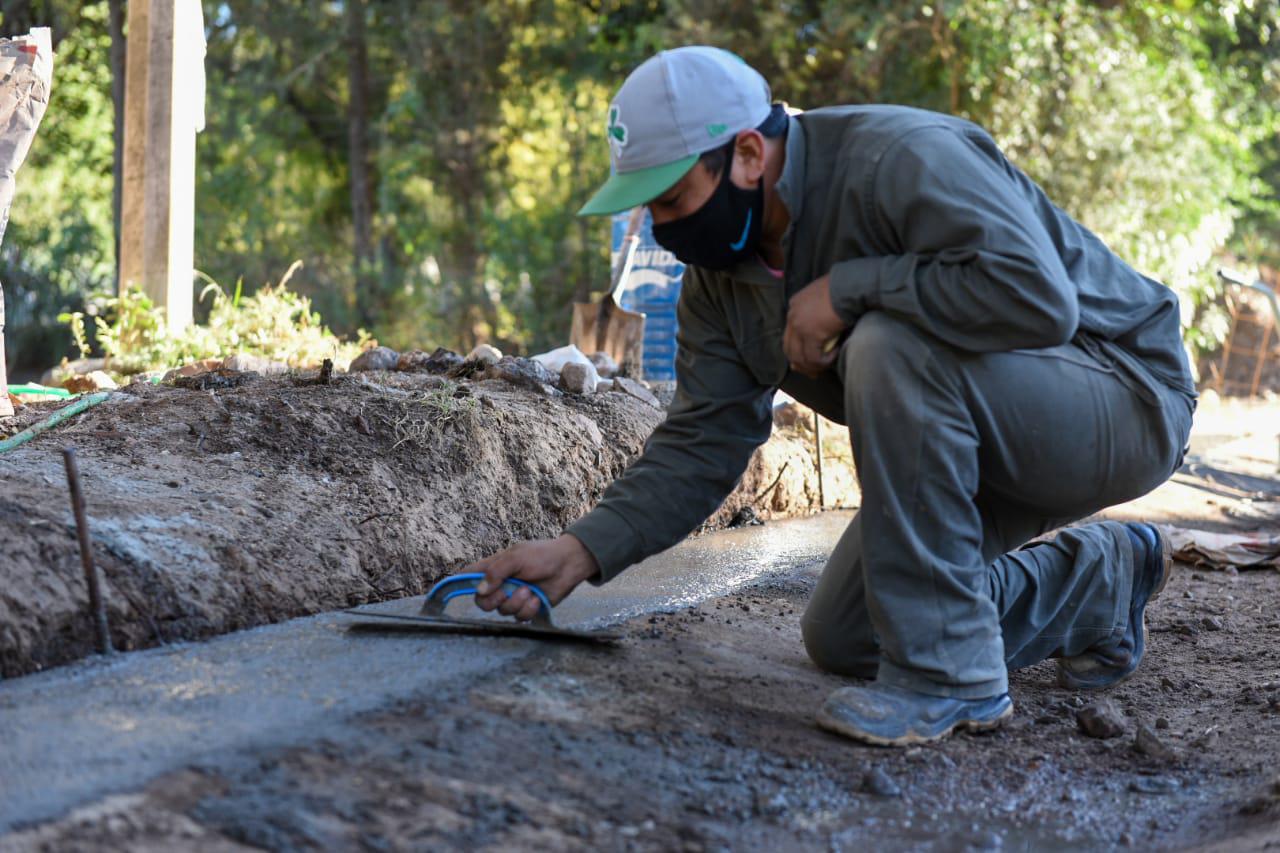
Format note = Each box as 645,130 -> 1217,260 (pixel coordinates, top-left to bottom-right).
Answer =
577,46 -> 772,217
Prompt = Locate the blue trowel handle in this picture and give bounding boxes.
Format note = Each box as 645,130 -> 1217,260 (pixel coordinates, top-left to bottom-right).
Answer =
422,572 -> 553,626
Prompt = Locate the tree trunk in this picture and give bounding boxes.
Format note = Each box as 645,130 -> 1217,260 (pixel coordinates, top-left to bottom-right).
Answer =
345,0 -> 376,326
109,0 -> 126,288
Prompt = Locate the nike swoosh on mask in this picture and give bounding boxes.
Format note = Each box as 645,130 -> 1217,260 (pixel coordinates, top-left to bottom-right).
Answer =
729,208 -> 752,251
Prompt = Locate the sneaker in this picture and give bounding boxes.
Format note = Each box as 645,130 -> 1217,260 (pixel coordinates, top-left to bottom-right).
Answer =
1056,522 -> 1172,691
816,683 -> 1013,746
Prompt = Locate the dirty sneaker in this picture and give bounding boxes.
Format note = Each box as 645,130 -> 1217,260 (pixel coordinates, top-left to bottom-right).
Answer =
816,683 -> 1013,746
1056,522 -> 1172,691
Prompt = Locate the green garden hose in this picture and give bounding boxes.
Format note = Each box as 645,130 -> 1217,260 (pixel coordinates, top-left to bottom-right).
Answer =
6,384 -> 74,398
0,391 -> 112,454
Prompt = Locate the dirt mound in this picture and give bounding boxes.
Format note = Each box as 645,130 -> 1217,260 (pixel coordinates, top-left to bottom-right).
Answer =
0,371 -> 857,677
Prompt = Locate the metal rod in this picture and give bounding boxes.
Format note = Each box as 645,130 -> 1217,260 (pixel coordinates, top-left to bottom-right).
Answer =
62,446 -> 113,655
814,412 -> 825,510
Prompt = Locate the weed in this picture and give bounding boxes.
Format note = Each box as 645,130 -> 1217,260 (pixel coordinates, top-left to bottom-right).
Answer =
390,381 -> 479,449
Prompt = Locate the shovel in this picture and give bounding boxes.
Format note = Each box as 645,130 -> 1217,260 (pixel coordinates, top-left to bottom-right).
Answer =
570,205 -> 647,376
344,572 -> 621,644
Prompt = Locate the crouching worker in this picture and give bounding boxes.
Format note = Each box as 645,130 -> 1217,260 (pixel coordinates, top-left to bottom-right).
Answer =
466,46 -> 1195,746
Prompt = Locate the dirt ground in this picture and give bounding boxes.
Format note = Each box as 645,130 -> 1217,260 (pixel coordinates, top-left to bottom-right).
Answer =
0,368 -> 856,678
3,543 -> 1278,852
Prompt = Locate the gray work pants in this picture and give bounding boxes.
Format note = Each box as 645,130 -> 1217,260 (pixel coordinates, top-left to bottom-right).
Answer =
801,311 -> 1195,699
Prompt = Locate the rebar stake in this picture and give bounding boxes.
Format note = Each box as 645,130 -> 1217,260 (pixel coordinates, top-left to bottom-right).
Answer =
814,412 -> 825,510
62,446 -> 113,655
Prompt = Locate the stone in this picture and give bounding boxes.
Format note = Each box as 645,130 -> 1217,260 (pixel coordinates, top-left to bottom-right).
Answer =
162,358 -> 223,383
559,362 -> 597,395
589,350 -> 619,378
62,370 -> 118,393
1201,615 -> 1224,631
1133,724 -> 1177,761
397,347 -> 463,373
772,401 -> 810,428
596,379 -> 614,393
1076,699 -> 1126,739
862,767 -> 901,798
350,346 -> 399,372
1155,717 -> 1170,730
483,356 -> 557,394
613,376 -> 662,408
222,353 -> 288,375
466,343 -> 502,365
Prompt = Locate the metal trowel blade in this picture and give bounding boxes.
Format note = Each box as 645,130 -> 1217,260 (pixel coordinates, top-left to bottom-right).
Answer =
342,610 -> 622,644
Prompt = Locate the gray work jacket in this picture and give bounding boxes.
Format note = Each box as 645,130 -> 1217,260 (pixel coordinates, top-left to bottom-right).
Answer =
567,105 -> 1196,581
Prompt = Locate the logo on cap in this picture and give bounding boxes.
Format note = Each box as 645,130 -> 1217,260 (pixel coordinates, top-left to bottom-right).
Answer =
607,104 -> 628,159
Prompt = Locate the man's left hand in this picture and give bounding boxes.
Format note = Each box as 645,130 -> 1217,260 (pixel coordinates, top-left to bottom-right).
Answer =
784,273 -> 848,378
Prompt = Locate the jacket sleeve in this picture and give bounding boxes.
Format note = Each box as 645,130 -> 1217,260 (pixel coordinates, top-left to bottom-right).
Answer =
826,125 -> 1080,352
564,268 -> 774,582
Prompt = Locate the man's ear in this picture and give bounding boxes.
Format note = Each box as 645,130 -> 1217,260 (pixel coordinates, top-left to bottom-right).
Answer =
732,129 -> 767,184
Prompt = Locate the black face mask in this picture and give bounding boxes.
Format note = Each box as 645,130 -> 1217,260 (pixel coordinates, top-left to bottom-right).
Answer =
652,146 -> 764,271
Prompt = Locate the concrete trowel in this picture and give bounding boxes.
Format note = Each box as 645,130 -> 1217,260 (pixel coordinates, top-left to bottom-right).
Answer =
344,573 -> 621,644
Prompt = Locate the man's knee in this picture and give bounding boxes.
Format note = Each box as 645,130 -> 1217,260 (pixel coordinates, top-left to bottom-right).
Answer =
801,608 -> 879,678
839,311 -> 927,387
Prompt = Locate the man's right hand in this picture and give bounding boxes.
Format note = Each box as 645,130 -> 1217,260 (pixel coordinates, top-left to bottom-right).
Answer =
464,534 -> 600,622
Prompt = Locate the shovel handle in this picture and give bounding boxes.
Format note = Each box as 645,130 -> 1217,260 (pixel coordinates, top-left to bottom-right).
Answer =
422,572 -> 553,625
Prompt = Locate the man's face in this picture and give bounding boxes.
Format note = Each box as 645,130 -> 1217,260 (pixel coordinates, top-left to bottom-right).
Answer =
647,161 -> 720,226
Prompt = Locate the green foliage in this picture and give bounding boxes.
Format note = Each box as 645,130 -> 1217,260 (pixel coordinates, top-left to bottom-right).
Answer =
57,262 -> 368,375
4,0 -> 1280,372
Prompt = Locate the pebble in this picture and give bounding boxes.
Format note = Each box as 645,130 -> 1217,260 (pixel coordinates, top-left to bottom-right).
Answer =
1133,724 -> 1177,761
1155,717 -> 1170,730
397,347 -> 463,373
1201,615 -> 1224,631
613,376 -> 662,408
559,361 -> 598,395
1076,699 -> 1127,739
466,343 -> 502,365
349,346 -> 399,372
863,767 -> 902,798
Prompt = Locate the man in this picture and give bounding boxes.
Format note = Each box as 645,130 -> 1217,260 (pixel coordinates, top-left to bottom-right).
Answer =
468,46 -> 1195,746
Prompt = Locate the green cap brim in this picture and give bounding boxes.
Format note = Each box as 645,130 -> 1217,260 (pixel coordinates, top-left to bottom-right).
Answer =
576,154 -> 699,216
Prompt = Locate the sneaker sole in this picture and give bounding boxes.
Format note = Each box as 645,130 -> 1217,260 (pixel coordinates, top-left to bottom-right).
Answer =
815,701 -> 1013,747
1056,523 -> 1172,691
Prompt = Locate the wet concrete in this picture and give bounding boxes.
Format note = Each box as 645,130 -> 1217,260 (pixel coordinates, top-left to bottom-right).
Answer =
0,512 -> 851,833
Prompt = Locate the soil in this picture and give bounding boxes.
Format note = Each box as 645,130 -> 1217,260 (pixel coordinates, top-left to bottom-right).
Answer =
2,550 -> 1277,851
0,370 -> 856,678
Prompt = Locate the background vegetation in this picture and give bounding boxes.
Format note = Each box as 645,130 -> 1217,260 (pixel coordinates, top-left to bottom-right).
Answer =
1,0 -> 1277,377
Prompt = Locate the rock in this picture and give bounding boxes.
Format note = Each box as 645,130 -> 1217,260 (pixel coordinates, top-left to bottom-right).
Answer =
1155,717 -> 1170,730
862,767 -> 901,798
559,361 -> 597,395
613,376 -> 662,408
62,370 -> 118,393
596,379 -> 614,393
40,357 -> 106,387
1133,724 -> 1177,761
466,344 -> 502,366
484,356 -> 557,394
1076,699 -> 1126,739
349,346 -> 400,372
397,347 -> 463,373
1201,615 -> 1224,631
222,353 -> 288,375
162,358 -> 223,383
589,351 -> 619,378
531,344 -> 594,378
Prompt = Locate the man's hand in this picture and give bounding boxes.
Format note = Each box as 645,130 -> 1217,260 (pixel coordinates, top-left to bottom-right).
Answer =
465,534 -> 600,621
783,273 -> 848,378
